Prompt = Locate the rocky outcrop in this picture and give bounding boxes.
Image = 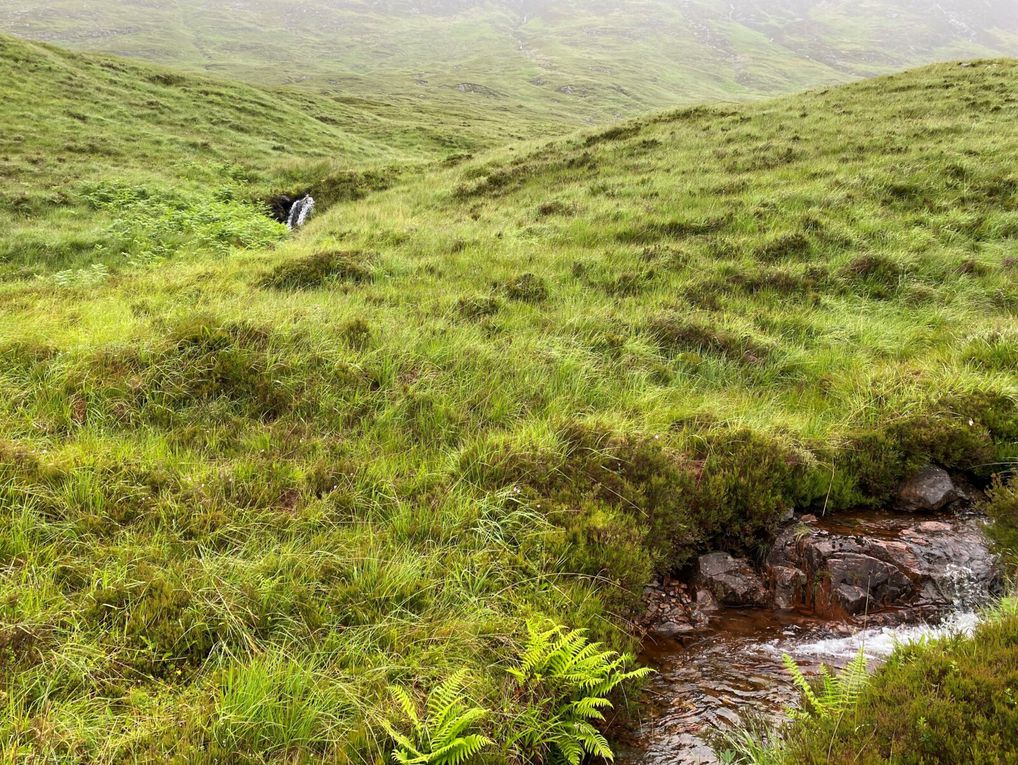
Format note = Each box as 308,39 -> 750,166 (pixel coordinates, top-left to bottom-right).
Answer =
897,465 -> 964,512
766,513 -> 999,616
641,467 -> 997,638
696,552 -> 769,607
641,579 -> 710,638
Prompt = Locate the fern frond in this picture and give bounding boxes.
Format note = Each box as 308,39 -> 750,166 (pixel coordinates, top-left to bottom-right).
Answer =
392,685 -> 421,727
782,653 -> 823,717
432,706 -> 488,748
382,721 -> 427,764
509,620 -> 651,765
839,648 -> 869,709
382,672 -> 491,765
427,668 -> 468,721
569,695 -> 613,720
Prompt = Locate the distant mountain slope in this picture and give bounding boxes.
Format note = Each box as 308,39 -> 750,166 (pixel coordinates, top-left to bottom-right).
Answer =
2,0 -> 1017,127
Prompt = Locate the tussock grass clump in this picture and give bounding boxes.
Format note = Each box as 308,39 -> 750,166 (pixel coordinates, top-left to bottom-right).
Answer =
964,330 -> 1018,372
135,316 -> 293,420
753,231 -> 814,262
839,253 -> 908,298
536,199 -> 575,217
457,295 -> 502,320
260,250 -> 376,290
696,265 -> 831,301
615,216 -> 730,244
583,123 -> 642,146
575,259 -> 660,298
647,312 -> 770,364
502,273 -> 549,303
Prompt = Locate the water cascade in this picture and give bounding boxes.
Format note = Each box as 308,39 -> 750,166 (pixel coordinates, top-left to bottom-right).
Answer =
286,194 -> 316,229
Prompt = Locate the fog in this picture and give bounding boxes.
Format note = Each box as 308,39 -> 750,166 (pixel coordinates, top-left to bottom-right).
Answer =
2,0 -> 1016,118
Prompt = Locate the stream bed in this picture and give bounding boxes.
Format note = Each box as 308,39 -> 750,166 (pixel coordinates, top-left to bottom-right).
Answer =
620,508 -> 999,765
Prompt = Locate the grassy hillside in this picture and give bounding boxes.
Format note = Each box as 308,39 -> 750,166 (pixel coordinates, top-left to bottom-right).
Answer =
1,48 -> 1017,764
0,33 -> 547,279
3,1 -> 1017,128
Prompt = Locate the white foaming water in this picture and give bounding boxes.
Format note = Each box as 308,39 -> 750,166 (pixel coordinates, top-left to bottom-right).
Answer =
786,610 -> 981,663
286,195 -> 316,229
939,563 -> 986,609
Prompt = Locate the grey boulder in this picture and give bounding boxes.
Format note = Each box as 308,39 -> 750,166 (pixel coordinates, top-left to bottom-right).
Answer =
696,552 -> 770,607
897,465 -> 962,512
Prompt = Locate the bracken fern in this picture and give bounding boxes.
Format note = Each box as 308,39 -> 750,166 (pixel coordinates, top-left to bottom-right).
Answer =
507,621 -> 651,765
782,649 -> 868,721
383,670 -> 492,765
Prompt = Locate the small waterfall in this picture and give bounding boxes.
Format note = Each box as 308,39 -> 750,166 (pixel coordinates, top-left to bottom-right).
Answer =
286,194 -> 316,230
935,563 -> 991,610
789,610 -> 982,663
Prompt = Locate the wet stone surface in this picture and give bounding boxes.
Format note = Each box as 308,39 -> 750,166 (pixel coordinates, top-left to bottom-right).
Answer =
623,507 -> 999,765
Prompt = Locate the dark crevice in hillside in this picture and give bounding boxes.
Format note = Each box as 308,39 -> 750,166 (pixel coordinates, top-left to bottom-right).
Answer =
261,166 -> 402,225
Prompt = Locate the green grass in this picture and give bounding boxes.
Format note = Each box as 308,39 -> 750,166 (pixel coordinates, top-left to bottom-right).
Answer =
0,33 -> 521,279
1,36 -> 1017,763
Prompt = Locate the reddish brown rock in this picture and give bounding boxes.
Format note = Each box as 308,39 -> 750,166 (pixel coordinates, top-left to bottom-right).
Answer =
766,512 -> 999,617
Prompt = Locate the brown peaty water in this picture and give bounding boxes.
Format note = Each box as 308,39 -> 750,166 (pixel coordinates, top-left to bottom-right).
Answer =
618,510 -> 997,765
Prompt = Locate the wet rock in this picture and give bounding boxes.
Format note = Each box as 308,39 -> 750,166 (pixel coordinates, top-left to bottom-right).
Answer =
897,465 -> 962,512
696,552 -> 770,607
639,576 -> 701,635
770,565 -> 806,609
652,618 -> 696,638
766,512 -> 999,617
902,520 -> 1000,606
833,583 -> 870,614
916,521 -> 952,533
695,587 -> 718,612
826,553 -> 912,613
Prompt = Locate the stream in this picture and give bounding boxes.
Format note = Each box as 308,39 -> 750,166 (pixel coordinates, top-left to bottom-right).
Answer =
619,507 -> 1000,765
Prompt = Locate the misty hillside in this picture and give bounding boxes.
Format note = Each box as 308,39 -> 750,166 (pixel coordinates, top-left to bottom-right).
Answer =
3,0 -> 1017,127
